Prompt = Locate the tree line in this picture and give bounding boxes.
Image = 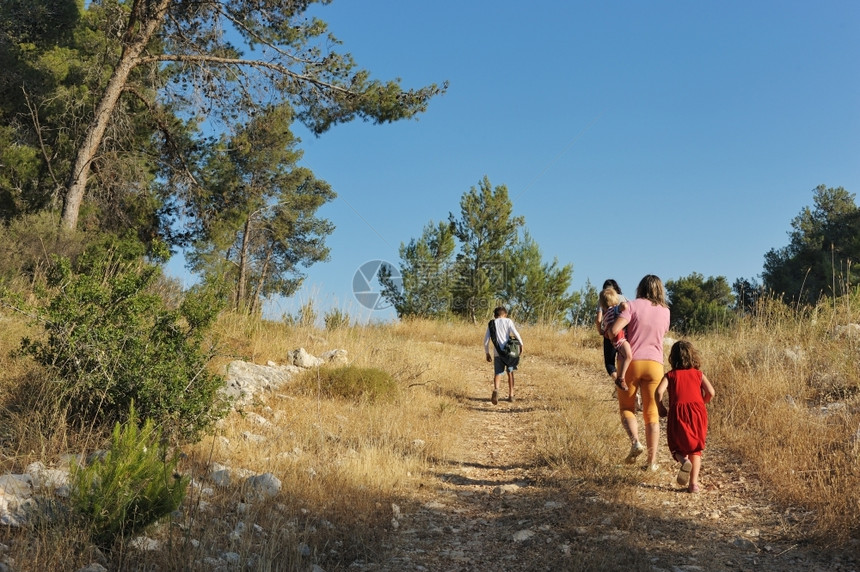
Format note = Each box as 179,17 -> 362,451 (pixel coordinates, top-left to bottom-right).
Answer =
378,176 -> 575,324
381,183 -> 860,332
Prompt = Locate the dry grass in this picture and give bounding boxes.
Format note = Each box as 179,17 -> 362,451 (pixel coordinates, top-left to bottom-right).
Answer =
178,313 -> 473,569
1,295 -> 859,568
694,293 -> 860,542
0,314 -> 72,464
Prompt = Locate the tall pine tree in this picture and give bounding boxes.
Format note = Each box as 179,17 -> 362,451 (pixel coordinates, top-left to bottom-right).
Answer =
449,176 -> 524,322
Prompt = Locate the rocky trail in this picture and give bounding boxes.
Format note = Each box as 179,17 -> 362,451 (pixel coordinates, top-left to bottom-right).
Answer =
358,351 -> 859,572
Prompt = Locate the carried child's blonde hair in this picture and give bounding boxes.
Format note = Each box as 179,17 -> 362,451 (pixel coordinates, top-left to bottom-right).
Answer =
599,287 -> 620,310
669,340 -> 702,370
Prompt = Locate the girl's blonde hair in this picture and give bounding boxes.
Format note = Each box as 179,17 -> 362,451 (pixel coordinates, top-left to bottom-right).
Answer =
669,340 -> 702,370
636,274 -> 668,307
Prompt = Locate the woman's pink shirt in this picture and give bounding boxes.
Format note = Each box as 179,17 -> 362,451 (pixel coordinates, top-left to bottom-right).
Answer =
619,298 -> 670,363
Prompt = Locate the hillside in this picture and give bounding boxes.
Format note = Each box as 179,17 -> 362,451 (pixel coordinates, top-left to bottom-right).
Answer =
345,330 -> 857,571
1,317 -> 858,571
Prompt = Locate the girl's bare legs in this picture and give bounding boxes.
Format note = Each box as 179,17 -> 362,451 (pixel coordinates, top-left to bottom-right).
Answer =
689,454 -> 702,491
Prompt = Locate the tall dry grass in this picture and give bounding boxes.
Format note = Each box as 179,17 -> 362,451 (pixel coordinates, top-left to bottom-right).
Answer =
177,313 -> 476,569
1,294 -> 859,569
695,292 -> 860,543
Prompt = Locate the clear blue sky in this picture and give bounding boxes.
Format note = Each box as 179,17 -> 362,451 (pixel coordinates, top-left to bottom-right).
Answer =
171,0 -> 860,322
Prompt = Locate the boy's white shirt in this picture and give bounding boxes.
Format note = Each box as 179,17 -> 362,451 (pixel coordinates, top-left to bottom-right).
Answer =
483,317 -> 523,356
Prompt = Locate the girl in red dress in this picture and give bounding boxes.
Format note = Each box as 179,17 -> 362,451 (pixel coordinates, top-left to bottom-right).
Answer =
656,341 -> 716,493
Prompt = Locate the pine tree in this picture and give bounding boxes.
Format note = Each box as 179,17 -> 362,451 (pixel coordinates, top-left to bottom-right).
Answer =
449,176 -> 524,322
379,220 -> 456,318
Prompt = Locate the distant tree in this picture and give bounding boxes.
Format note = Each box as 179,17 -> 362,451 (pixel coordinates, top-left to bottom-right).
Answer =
384,176 -> 578,324
502,231 -> 574,324
762,185 -> 860,304
379,220 -> 456,318
666,272 -> 733,333
732,277 -> 763,314
187,105 -> 334,313
448,176 -> 524,322
567,279 -> 599,328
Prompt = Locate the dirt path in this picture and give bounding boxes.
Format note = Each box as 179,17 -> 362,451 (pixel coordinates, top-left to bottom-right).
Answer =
359,350 -> 858,571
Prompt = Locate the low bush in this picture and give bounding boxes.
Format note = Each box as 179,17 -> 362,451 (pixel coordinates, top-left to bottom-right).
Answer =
70,404 -> 189,549
298,365 -> 398,402
14,237 -> 228,440
324,307 -> 350,330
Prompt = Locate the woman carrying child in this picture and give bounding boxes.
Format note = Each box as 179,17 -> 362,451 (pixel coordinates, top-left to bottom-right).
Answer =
656,340 -> 716,493
604,275 -> 670,470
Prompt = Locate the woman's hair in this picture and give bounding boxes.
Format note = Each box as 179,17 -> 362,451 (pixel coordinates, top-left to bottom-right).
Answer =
636,274 -> 667,307
602,279 -> 622,295
598,287 -> 620,310
669,340 -> 701,370
493,306 -> 508,318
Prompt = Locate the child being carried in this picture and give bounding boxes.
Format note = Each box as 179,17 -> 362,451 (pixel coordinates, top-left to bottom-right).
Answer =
599,287 -> 633,391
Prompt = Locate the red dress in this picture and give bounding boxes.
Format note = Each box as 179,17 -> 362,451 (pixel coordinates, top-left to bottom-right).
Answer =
666,368 -> 708,456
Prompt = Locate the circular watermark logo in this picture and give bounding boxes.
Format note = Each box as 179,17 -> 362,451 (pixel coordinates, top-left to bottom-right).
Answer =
353,260 -> 400,310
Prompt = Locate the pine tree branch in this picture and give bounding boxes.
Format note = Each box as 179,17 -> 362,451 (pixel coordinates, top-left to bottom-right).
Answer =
138,54 -> 355,97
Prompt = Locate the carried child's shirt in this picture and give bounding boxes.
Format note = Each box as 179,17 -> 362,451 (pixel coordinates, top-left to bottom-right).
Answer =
601,304 -> 627,349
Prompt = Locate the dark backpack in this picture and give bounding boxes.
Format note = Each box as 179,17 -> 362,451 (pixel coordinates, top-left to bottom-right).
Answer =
488,320 -> 520,367
503,335 -> 521,358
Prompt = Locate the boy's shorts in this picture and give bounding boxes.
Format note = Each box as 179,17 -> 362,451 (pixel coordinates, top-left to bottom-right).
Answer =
493,356 -> 517,375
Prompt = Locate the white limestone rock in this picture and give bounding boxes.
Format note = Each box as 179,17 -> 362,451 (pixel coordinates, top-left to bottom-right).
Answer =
222,360 -> 301,406
320,349 -> 349,365
245,472 -> 282,500
289,348 -> 325,368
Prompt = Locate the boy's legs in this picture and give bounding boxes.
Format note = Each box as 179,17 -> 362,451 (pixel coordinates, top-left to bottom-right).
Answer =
491,357 -> 504,404
507,368 -> 515,401
492,373 -> 503,391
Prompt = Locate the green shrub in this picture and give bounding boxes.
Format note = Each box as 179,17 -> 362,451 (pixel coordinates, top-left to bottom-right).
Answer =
15,237 -> 228,439
284,299 -> 318,328
70,404 -> 189,549
323,307 -> 350,330
301,365 -> 397,402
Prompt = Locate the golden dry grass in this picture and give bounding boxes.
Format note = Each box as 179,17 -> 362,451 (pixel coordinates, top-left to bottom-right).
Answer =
693,294 -> 860,541
1,295 -> 859,569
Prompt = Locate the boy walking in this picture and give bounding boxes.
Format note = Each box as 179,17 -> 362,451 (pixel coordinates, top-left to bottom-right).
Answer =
484,306 -> 524,404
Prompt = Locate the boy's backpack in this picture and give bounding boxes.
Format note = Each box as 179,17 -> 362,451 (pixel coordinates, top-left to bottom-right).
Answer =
503,335 -> 521,358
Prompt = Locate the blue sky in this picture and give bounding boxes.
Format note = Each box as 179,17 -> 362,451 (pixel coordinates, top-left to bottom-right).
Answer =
170,1 -> 860,322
